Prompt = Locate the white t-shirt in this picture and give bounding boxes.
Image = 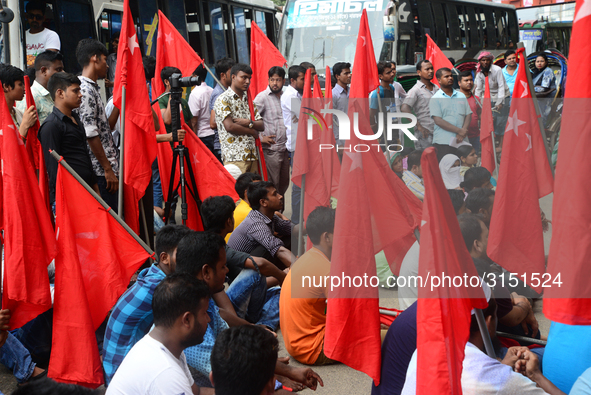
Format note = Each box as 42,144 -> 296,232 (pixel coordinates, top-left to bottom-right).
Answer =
106,333 -> 195,395
26,28 -> 61,67
401,342 -> 549,395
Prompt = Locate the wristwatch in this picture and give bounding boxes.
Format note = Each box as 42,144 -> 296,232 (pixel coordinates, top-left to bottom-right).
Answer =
248,120 -> 254,129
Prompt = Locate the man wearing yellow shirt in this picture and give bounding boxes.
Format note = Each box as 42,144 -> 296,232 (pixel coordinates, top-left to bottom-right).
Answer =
226,172 -> 261,242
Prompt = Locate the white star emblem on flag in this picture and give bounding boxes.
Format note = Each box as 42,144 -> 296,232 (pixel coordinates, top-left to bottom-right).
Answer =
574,0 -> 591,23
165,32 -> 174,44
526,133 -> 532,151
505,111 -> 526,136
129,33 -> 140,55
519,81 -> 529,98
345,151 -> 363,171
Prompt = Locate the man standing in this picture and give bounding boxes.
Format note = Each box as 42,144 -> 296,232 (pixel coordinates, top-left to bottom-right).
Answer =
24,1 -> 60,68
39,73 -> 99,206
474,52 -> 509,151
457,70 -> 482,153
429,68 -> 472,157
281,65 -> 305,224
502,50 -> 519,98
209,58 -> 236,161
369,61 -> 407,141
189,64 -> 220,162
17,50 -> 64,124
75,38 -> 120,211
401,60 -> 439,150
214,63 -> 264,172
331,62 -> 351,148
254,66 -> 289,196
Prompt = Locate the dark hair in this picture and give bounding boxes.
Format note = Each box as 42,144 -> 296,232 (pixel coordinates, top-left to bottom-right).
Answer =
448,189 -> 466,215
161,66 -> 181,84
470,297 -> 497,333
448,57 -> 456,65
201,196 -> 236,233
333,62 -> 351,77
458,212 -> 484,251
406,149 -> 423,171
47,72 -> 80,101
193,64 -> 207,84
416,59 -> 432,71
300,62 -> 315,70
152,272 -> 210,328
461,167 -> 492,192
211,325 -> 278,395
231,63 -> 252,77
155,224 -> 192,261
306,206 -> 336,244
288,65 -> 306,82
504,50 -> 516,59
0,64 -> 25,89
247,181 -> 275,211
75,39 -> 108,68
377,61 -> 394,76
268,66 -> 286,79
215,57 -> 236,79
457,145 -> 474,161
458,70 -> 473,82
175,232 -> 226,277
34,50 -> 64,72
12,377 -> 100,395
435,67 -> 452,80
465,188 -> 495,215
25,1 -> 45,14
143,56 -> 156,81
110,33 -> 120,44
535,53 -> 549,67
235,172 -> 262,200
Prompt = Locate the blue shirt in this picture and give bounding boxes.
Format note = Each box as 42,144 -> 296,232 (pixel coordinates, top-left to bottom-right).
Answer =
372,302 -> 417,395
429,89 -> 472,145
102,264 -> 166,385
369,82 -> 407,111
332,84 -> 349,146
502,65 -> 519,97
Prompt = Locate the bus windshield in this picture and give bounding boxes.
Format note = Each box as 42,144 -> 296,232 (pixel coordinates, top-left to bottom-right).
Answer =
278,0 -> 388,69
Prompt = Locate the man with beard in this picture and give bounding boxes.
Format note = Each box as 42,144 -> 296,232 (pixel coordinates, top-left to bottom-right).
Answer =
254,67 -> 290,196
24,1 -> 60,68
401,60 -> 439,150
474,52 -> 510,152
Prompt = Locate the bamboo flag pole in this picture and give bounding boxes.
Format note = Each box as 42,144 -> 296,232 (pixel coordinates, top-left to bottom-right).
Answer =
117,86 -> 126,218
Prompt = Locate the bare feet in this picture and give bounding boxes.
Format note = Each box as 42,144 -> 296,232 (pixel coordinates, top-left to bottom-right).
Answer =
275,374 -> 305,392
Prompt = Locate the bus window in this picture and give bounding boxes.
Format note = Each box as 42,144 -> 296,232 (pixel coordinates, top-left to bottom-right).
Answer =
507,11 -> 519,46
465,6 -> 480,50
185,0 -> 205,64
494,9 -> 508,48
204,2 -> 228,62
430,2 -> 447,49
233,7 -> 249,64
482,8 -> 497,49
98,10 -> 122,47
445,4 -> 463,50
55,0 -> 96,74
255,11 -> 267,35
456,5 -> 468,49
415,0 -> 434,44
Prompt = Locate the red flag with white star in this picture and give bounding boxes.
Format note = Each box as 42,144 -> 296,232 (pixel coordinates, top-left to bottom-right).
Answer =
487,48 -> 553,292
425,34 -> 454,87
480,76 -> 496,174
248,21 -> 287,100
545,0 -> 591,324
113,0 -> 157,234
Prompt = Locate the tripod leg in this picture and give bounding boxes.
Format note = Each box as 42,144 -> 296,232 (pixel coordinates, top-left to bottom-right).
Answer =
163,149 -> 179,224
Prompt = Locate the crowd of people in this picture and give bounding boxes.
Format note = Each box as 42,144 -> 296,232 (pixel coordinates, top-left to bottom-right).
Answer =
0,2 -> 584,394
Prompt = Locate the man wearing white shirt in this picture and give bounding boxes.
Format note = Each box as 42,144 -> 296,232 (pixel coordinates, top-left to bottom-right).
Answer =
189,64 -> 221,162
25,1 -> 60,68
106,273 -> 214,395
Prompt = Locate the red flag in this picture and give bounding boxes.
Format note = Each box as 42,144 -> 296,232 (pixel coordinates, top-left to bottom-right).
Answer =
417,147 -> 487,395
425,34 -> 454,87
480,76 -> 495,174
154,11 -> 203,98
324,102 -> 420,384
487,48 -> 553,292
348,9 -> 379,101
0,87 -> 55,329
321,68 -> 340,198
248,21 -> 287,103
23,75 -> 51,210
114,0 -> 158,234
48,165 -> 152,387
545,0 -> 591,324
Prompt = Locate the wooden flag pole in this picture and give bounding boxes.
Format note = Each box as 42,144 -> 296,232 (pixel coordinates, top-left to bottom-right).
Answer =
50,150 -> 154,256
117,86 -> 126,218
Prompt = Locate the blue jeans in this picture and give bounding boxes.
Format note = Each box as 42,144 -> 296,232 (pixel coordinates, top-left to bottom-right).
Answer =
152,159 -> 163,208
0,332 -> 36,383
468,136 -> 481,155
10,309 -> 53,368
199,135 -> 223,163
97,176 -> 119,213
226,269 -> 280,331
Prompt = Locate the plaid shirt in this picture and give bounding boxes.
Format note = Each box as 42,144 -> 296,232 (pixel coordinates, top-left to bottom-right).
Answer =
227,209 -> 292,257
102,264 -> 166,385
253,86 -> 287,152
402,170 -> 425,201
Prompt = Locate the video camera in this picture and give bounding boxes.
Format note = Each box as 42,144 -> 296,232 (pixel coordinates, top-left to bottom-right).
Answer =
169,73 -> 200,143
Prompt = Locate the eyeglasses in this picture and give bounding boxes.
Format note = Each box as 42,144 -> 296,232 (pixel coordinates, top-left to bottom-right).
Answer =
28,14 -> 44,21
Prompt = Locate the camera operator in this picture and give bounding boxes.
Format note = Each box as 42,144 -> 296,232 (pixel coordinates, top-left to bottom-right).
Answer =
158,67 -> 190,143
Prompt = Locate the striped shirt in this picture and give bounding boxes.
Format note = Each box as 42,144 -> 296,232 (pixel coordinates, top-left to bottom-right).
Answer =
402,170 -> 425,201
254,86 -> 287,152
227,209 -> 293,256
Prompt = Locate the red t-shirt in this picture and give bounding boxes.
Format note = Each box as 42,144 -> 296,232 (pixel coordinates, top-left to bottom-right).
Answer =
465,94 -> 481,138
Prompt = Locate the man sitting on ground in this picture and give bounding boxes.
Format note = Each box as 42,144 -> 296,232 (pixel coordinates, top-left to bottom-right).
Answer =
102,225 -> 191,385
402,150 -> 425,201
106,273 -> 214,395
465,188 -> 495,227
280,206 -> 336,366
226,172 -> 262,242
228,181 -> 295,269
